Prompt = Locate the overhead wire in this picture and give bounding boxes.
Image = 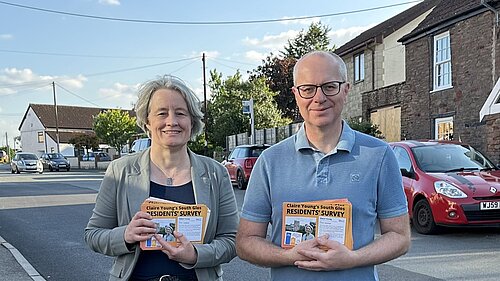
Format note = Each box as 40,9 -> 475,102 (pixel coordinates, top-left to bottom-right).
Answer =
0,83 -> 51,97
168,59 -> 200,75
0,49 -> 175,59
0,80 -> 52,88
0,0 -> 422,25
208,58 -> 248,72
83,56 -> 200,77
210,57 -> 260,67
55,82 -> 100,107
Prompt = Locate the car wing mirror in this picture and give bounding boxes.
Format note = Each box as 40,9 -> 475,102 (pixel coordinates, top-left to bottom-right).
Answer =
400,168 -> 415,179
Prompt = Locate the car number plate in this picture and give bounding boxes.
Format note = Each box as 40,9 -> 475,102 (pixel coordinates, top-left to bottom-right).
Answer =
480,201 -> 500,210
59,164 -> 66,167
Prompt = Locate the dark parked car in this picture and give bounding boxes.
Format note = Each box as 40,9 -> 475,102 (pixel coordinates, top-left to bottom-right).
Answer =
390,140 -> 500,234
10,152 -> 43,174
222,144 -> 270,190
82,152 -> 111,162
40,153 -> 71,171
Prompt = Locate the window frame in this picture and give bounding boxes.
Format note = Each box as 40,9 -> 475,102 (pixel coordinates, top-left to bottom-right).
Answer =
433,31 -> 452,91
354,52 -> 365,82
37,132 -> 44,143
393,146 -> 413,173
434,116 -> 454,140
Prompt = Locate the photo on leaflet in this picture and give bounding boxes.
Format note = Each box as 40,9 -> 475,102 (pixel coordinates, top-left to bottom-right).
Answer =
283,216 -> 317,246
153,218 -> 176,242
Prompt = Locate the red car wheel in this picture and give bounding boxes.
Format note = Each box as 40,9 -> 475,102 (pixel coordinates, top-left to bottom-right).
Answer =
413,199 -> 438,234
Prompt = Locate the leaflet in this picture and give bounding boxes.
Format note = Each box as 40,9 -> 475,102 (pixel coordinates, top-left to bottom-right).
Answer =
281,199 -> 353,250
140,197 -> 211,251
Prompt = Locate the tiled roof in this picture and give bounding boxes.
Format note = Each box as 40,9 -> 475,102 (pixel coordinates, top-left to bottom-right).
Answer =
335,0 -> 439,56
46,131 -> 96,143
19,104 -> 135,130
400,0 -> 500,43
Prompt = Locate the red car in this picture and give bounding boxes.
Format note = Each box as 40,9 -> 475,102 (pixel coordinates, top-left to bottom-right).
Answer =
389,140 -> 500,234
223,144 -> 270,190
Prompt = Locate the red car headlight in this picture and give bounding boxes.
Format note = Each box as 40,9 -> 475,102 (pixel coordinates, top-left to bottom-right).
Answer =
434,181 -> 467,198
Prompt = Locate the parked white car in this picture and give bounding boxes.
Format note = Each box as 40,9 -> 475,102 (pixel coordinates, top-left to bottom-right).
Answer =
11,152 -> 43,174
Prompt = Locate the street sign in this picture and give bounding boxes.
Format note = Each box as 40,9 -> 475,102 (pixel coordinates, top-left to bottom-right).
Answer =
242,100 -> 251,114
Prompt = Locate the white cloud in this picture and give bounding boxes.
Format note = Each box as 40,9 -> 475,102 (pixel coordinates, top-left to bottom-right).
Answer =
193,86 -> 213,101
245,50 -> 266,62
97,82 -> 139,109
0,34 -> 13,40
0,68 -> 86,95
191,50 -> 219,59
98,0 -> 120,5
329,24 -> 376,47
243,30 -> 299,52
241,23 -> 376,58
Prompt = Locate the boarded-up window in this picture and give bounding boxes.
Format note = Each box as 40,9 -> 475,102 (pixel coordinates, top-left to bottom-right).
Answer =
370,106 -> 401,142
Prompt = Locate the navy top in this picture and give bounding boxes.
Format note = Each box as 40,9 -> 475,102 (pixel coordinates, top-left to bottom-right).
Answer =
131,181 -> 198,280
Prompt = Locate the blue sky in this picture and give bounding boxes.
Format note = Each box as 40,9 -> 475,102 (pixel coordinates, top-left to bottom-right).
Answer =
0,0 -> 420,146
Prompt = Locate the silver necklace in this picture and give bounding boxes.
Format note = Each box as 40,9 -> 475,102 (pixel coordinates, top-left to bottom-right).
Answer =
151,160 -> 176,186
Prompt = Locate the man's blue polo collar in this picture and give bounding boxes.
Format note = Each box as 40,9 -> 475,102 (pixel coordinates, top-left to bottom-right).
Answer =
294,120 -> 355,154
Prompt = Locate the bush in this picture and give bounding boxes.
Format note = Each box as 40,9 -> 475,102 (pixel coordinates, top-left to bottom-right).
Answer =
347,118 -> 384,139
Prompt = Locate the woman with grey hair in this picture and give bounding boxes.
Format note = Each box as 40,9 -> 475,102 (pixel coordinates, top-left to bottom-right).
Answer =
85,75 -> 239,281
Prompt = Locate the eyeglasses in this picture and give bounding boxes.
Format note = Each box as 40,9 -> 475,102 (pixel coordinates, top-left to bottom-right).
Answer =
294,81 -> 345,99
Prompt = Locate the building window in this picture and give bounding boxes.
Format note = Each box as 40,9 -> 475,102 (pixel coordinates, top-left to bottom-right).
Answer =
435,116 -> 453,140
354,53 -> 364,82
433,32 -> 452,90
38,132 -> 44,143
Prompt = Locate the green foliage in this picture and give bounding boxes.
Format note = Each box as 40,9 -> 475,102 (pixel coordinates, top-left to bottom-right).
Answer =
282,22 -> 335,59
347,118 -> 384,139
208,70 -> 291,148
68,133 -> 100,155
251,55 -> 298,120
251,22 -> 335,121
93,109 -> 137,156
0,146 -> 14,162
187,134 -> 225,161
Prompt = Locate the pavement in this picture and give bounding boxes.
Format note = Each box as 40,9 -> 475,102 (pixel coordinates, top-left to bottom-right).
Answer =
0,235 -> 45,281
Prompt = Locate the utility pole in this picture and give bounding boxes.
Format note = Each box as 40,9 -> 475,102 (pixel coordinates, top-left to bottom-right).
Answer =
52,81 -> 60,153
202,53 -> 208,156
5,132 -> 10,162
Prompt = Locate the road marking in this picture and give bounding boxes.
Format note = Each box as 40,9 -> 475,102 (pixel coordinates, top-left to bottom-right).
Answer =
0,194 -> 97,210
1,234 -> 46,281
389,251 -> 499,262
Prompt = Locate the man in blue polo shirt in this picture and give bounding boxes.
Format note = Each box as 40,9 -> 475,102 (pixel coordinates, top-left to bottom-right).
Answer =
236,51 -> 410,281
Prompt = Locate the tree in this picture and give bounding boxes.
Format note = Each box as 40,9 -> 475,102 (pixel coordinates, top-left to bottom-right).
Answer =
282,22 -> 334,59
251,55 -> 298,120
93,109 -> 137,156
251,22 -> 335,121
68,133 -> 100,156
208,70 -> 291,148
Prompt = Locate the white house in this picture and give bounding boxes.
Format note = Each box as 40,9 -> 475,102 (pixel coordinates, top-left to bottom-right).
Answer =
18,104 -> 135,157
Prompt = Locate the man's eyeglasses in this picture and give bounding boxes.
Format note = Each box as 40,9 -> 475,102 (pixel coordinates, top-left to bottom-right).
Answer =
294,81 -> 345,99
